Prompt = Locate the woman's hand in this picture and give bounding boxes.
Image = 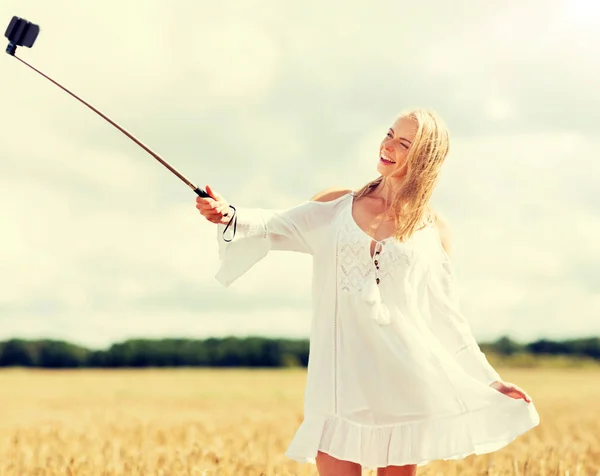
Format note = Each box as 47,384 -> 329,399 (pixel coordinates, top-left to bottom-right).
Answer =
195,184 -> 232,225
489,380 -> 532,403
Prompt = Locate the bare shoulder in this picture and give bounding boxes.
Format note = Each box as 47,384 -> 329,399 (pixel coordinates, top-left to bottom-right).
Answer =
310,186 -> 353,203
433,210 -> 453,256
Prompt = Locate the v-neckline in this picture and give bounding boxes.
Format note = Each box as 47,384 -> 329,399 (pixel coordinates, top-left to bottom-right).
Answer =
349,194 -> 395,244
347,192 -> 433,259
348,194 -> 396,260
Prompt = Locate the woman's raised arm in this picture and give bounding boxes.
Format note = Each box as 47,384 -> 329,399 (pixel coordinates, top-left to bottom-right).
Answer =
197,185 -> 352,287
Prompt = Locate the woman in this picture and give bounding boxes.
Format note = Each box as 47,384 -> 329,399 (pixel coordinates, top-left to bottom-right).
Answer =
195,109 -> 540,476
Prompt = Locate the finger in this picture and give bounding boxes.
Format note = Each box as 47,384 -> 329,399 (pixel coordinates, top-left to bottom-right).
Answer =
208,214 -> 225,224
196,196 -> 216,206
196,202 -> 219,212
511,390 -> 524,399
519,392 -> 530,402
201,211 -> 222,220
517,387 -> 530,400
201,203 -> 229,215
206,184 -> 221,201
510,385 -> 531,402
510,389 -> 530,402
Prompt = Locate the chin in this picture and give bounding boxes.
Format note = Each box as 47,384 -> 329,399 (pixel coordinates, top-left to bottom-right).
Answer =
376,163 -> 395,176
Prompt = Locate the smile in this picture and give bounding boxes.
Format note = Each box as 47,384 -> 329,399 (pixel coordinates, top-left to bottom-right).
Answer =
380,154 -> 396,164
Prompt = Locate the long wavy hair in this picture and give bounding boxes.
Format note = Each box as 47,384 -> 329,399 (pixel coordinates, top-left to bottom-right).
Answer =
354,108 -> 450,242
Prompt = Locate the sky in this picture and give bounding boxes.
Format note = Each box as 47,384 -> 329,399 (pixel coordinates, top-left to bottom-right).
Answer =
0,0 -> 598,349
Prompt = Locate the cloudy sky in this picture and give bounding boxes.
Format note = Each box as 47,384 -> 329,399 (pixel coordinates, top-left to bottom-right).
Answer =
0,0 -> 598,349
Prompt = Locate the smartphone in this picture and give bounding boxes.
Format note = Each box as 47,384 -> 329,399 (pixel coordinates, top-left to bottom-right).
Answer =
5,16 -> 39,48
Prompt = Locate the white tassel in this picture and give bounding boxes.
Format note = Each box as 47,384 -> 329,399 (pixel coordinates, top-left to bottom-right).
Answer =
362,280 -> 380,305
361,281 -> 391,325
370,302 -> 391,325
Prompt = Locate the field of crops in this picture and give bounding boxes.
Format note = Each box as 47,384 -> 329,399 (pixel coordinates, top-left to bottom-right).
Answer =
0,367 -> 598,475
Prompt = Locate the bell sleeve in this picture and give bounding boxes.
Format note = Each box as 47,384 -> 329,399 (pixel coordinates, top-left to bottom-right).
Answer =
424,245 -> 502,386
214,197 -> 342,287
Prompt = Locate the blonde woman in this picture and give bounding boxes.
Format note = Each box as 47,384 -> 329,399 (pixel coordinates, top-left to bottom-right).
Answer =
196,109 -> 540,476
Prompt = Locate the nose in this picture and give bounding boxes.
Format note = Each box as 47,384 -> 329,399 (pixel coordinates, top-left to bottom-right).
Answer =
382,141 -> 394,153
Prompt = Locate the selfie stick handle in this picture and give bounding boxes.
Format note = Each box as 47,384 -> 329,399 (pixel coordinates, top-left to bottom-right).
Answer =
7,51 -> 210,198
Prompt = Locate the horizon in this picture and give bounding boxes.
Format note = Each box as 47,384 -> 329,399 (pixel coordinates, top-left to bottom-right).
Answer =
2,333 -> 599,353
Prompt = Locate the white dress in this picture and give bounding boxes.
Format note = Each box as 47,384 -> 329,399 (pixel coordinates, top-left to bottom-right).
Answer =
214,191 -> 540,470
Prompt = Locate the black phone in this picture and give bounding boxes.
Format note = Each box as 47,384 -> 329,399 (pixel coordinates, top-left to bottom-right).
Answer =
5,16 -> 39,48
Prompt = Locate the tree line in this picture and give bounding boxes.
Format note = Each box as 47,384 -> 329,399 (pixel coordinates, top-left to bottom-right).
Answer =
0,335 -> 598,368
0,337 -> 309,368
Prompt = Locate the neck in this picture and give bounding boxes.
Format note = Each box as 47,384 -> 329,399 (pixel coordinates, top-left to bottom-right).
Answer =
365,177 -> 406,221
372,176 -> 405,203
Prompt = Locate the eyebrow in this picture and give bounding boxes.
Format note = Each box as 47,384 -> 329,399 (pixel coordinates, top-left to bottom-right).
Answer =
389,128 -> 412,145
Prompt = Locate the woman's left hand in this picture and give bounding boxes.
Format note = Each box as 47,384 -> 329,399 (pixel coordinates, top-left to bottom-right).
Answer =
489,380 -> 532,403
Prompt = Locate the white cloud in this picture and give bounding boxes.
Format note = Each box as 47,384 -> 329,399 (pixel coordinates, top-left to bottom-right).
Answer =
0,307 -> 313,350
484,98 -> 517,121
0,0 -> 598,349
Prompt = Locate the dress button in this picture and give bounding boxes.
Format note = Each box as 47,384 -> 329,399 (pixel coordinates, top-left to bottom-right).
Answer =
376,277 -> 380,285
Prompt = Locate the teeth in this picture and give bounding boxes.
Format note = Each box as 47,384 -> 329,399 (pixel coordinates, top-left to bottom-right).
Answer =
381,155 -> 395,163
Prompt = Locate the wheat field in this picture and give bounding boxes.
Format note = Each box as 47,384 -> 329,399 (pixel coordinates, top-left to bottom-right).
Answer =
0,367 -> 598,475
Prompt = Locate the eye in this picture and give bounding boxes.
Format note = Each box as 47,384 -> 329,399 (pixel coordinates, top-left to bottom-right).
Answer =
386,132 -> 393,138
400,143 -> 409,149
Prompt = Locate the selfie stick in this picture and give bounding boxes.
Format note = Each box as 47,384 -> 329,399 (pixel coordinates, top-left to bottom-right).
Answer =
4,16 -> 212,199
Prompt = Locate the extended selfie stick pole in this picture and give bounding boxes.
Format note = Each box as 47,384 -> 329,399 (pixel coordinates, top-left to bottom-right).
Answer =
4,16 -> 211,199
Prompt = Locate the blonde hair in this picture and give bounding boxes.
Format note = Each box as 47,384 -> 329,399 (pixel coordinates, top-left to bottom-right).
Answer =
354,108 -> 450,242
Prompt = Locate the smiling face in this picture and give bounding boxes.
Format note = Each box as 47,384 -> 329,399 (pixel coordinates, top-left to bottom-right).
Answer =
377,115 -> 419,179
